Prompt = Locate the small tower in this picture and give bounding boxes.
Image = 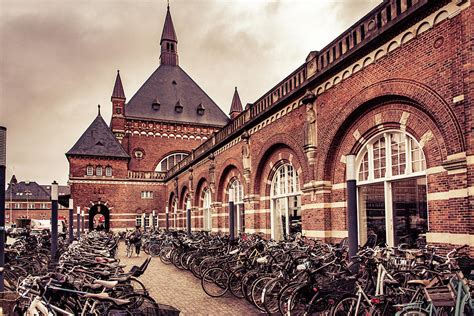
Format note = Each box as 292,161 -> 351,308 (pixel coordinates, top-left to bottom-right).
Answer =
110,70 -> 126,142
229,87 -> 243,119
160,5 -> 178,66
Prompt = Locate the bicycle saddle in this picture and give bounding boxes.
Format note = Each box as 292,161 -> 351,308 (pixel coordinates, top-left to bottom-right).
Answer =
94,279 -> 118,289
83,292 -> 130,306
407,279 -> 431,287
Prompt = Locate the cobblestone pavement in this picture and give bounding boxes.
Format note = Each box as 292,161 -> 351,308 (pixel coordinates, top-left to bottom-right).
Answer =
118,243 -> 262,315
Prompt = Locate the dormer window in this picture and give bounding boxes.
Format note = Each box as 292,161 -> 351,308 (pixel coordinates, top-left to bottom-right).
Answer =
96,166 -> 103,176
197,103 -> 205,116
175,100 -> 183,113
152,97 -> 160,111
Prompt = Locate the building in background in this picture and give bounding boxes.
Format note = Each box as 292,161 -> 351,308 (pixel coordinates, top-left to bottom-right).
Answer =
5,175 -> 70,224
67,0 -> 473,252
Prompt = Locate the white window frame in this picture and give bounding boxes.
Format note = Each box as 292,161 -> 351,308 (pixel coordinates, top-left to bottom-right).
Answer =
106,166 -> 112,177
96,166 -> 103,176
136,215 -> 142,227
144,213 -> 150,228
172,198 -> 178,229
141,191 -> 153,199
356,130 -> 427,247
86,166 -> 93,176
155,152 -> 189,172
203,188 -> 212,231
229,179 -> 244,233
270,164 -> 301,240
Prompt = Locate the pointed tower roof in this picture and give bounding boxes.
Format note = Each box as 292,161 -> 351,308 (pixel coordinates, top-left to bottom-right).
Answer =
66,111 -> 130,159
9,174 -> 17,185
229,87 -> 243,117
111,70 -> 125,100
160,5 -> 178,44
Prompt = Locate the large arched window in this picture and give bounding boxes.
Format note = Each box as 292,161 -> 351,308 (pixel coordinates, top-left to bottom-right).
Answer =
155,153 -> 189,172
357,131 -> 427,247
229,179 -> 244,233
202,188 -> 212,231
270,164 -> 301,240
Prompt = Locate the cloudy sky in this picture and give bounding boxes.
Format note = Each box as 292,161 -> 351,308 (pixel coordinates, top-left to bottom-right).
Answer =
0,0 -> 380,185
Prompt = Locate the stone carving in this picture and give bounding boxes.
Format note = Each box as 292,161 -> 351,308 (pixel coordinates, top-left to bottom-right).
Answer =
241,131 -> 251,171
302,89 -> 317,149
188,168 -> 194,192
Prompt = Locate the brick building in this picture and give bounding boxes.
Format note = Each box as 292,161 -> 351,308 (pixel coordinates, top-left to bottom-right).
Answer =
5,175 -> 70,224
68,0 -> 473,250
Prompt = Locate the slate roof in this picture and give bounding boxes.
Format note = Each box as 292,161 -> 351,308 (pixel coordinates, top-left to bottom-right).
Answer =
42,185 -> 70,197
229,87 -> 243,114
161,6 -> 178,44
6,181 -> 51,201
66,114 -> 130,158
125,65 -> 229,126
111,70 -> 125,100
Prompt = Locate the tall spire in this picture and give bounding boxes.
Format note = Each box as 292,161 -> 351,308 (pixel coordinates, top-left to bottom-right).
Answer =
229,87 -> 243,119
111,70 -> 125,100
160,5 -> 179,66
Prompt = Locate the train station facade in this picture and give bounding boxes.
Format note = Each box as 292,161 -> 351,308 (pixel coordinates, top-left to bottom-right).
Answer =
67,0 -> 473,251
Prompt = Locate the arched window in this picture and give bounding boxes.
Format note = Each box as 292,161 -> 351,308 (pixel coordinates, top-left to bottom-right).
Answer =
229,179 -> 244,233
105,166 -> 112,177
270,164 -> 301,240
96,166 -> 103,176
86,165 -> 93,176
143,213 -> 150,229
357,131 -> 427,247
202,188 -> 212,231
155,153 -> 189,172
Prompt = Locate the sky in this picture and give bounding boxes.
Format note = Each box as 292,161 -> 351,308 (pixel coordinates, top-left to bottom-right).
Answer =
0,0 -> 380,186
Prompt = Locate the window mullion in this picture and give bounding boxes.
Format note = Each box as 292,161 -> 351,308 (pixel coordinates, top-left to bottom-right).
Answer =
406,136 -> 412,175
368,144 -> 375,180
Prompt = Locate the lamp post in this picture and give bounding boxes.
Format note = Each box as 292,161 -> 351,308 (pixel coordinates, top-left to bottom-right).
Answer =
9,178 -> 13,225
68,199 -> 74,243
25,189 -> 32,219
51,181 -> 59,263
228,188 -> 235,241
186,200 -> 191,236
81,210 -> 85,234
0,126 -> 7,291
165,206 -> 169,231
346,154 -> 358,258
76,206 -> 81,238
152,210 -> 156,231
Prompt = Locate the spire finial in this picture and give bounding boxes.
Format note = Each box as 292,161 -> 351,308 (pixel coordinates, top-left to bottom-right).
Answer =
167,0 -> 170,10
98,104 -> 101,115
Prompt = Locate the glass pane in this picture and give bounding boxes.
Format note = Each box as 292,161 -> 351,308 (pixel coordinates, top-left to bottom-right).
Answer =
359,183 -> 386,246
273,198 -> 287,241
392,177 -> 428,246
289,195 -> 301,235
161,160 -> 167,171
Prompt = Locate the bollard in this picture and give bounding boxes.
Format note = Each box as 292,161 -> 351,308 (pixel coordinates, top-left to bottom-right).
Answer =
228,188 -> 235,241
0,127 -> 7,291
81,210 -> 85,234
346,155 -> 358,259
51,181 -> 59,263
165,206 -> 169,231
68,199 -> 74,243
186,200 -> 191,236
76,206 -> 81,239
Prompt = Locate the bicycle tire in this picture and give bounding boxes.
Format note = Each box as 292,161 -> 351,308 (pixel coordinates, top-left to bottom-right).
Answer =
201,267 -> 229,297
330,295 -> 370,316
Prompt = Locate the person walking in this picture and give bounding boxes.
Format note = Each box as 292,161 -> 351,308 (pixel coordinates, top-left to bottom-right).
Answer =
132,225 -> 143,257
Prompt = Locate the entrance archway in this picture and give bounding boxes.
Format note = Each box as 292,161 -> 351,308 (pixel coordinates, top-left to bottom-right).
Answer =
88,204 -> 110,231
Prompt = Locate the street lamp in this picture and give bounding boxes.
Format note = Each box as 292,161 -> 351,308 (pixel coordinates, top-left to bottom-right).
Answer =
24,189 -> 32,219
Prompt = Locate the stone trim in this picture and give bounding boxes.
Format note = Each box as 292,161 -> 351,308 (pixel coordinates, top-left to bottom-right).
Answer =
303,229 -> 348,238
427,187 -> 473,201
426,232 -> 474,246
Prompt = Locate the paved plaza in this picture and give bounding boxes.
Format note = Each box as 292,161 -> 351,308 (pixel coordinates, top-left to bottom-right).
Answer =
118,243 -> 261,316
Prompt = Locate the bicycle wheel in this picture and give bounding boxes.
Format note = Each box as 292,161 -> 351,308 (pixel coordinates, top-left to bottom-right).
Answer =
228,267 -> 245,298
330,295 -> 369,316
398,309 -> 429,316
241,270 -> 260,303
201,267 -> 229,297
105,293 -> 159,316
263,277 -> 288,314
278,282 -> 301,315
251,276 -> 273,311
159,246 -> 173,264
148,243 -> 161,257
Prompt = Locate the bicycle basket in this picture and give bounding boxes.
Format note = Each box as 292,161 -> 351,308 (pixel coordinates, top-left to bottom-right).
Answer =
424,284 -> 456,307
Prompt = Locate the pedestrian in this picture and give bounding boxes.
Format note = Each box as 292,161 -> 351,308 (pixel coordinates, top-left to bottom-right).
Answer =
132,225 -> 142,257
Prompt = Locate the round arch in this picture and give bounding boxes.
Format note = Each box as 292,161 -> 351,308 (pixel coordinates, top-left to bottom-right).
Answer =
88,204 -> 110,231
